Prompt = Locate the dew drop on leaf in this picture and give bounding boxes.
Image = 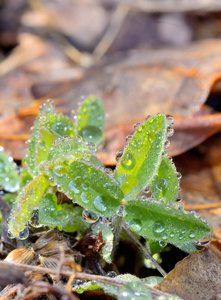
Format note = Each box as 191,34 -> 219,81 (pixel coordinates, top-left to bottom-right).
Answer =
81,192 -> 90,203
53,165 -> 65,177
176,172 -> 182,180
189,230 -> 196,238
82,210 -> 99,223
93,196 -> 107,212
121,153 -> 136,170
128,219 -> 142,233
68,181 -> 80,194
159,241 -> 167,247
164,140 -> 170,149
166,114 -> 174,126
18,227 -> 29,240
167,126 -> 174,137
133,122 -> 141,130
7,229 -> 14,239
156,178 -> 167,190
56,210 -> 69,221
116,149 -> 124,161
153,221 -> 165,233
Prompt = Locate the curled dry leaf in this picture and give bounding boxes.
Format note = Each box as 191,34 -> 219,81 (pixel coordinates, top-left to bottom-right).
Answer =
155,241 -> 221,300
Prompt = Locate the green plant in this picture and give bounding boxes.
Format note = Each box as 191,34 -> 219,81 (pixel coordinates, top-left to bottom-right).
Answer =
3,97 -> 211,265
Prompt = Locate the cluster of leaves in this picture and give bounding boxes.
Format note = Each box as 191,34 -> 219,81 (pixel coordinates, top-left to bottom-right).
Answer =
0,97 -> 212,297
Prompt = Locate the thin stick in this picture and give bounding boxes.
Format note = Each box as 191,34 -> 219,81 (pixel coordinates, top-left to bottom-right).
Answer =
122,223 -> 167,277
93,4 -> 129,60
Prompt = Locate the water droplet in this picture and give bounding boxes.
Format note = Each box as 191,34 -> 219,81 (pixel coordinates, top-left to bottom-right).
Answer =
82,210 -> 99,223
169,232 -> 175,237
103,216 -> 112,224
53,165 -> 65,177
144,115 -> 152,122
153,221 -> 165,233
79,126 -> 103,145
189,230 -> 195,238
48,177 -> 55,186
128,219 -> 142,233
164,140 -> 170,149
133,122 -> 141,130
93,196 -> 107,212
178,233 -> 184,240
125,135 -> 133,143
25,139 -> 31,145
106,271 -> 117,277
68,181 -> 80,194
143,186 -> 150,193
19,227 -> 29,240
30,209 -> 41,228
7,229 -> 14,239
81,192 -> 90,203
176,172 -> 182,180
121,153 -> 136,170
116,150 -> 124,161
176,192 -> 182,202
159,241 -> 167,247
156,178 -> 167,190
177,204 -> 184,211
167,126 -> 174,137
81,183 -> 88,191
166,114 -> 174,126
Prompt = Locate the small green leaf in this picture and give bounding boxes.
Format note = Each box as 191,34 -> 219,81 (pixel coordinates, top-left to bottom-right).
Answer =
39,193 -> 89,232
48,160 -> 124,216
0,150 -> 19,192
9,175 -> 49,237
142,276 -> 163,287
77,96 -> 104,146
146,238 -> 164,255
150,156 -> 178,203
124,199 -> 212,243
42,114 -> 76,138
92,221 -> 114,263
26,100 -> 55,175
114,115 -> 167,200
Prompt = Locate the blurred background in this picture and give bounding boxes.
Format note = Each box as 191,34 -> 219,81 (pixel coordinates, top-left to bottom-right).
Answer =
0,0 -> 221,241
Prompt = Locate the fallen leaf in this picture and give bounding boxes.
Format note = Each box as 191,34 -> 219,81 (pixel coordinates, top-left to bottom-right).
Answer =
155,241 -> 221,300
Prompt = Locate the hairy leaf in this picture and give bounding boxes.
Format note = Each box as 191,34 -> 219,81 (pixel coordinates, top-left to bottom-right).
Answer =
114,115 -> 167,200
47,138 -> 93,162
0,150 -> 19,192
9,175 -> 49,237
48,160 -> 124,216
150,156 -> 178,203
77,96 -> 104,146
26,100 -> 55,175
124,199 -> 212,243
39,193 -> 89,232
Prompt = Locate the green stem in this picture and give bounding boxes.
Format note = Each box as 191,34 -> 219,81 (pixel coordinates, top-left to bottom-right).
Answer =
122,222 -> 167,277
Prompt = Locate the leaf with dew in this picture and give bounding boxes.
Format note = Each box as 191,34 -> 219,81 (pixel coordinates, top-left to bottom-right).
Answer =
39,193 -> 89,232
150,156 -> 178,203
26,100 -> 55,175
124,199 -> 212,243
0,149 -> 19,192
9,175 -> 49,237
77,96 -> 105,146
48,160 -> 124,216
114,115 -> 167,200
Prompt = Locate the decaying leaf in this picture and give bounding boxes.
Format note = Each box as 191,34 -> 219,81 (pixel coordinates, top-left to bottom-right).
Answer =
155,241 -> 221,300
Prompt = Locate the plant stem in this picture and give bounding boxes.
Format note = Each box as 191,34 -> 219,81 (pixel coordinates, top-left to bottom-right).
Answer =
122,223 -> 167,277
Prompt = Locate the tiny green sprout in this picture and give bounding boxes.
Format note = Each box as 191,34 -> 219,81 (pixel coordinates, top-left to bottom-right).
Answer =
6,98 -> 212,262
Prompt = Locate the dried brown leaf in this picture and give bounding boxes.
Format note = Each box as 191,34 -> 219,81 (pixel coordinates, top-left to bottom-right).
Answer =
155,241 -> 221,300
